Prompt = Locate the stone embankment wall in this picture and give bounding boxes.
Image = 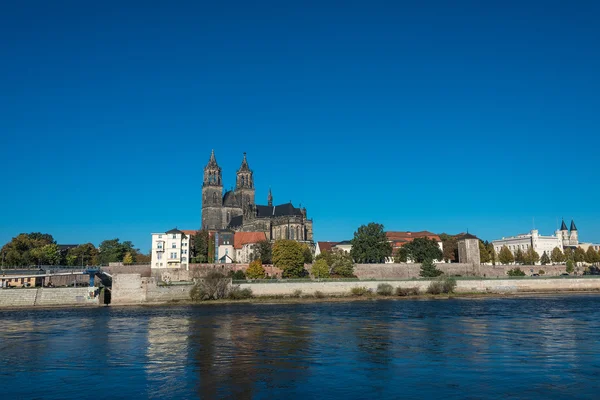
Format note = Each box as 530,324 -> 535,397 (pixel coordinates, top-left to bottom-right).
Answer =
0,287 -> 100,308
111,274 -> 192,305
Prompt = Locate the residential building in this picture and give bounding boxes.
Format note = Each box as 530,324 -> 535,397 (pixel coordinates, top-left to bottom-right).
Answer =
332,240 -> 352,254
385,231 -> 444,263
233,231 -> 267,263
315,241 -> 338,257
150,228 -> 191,270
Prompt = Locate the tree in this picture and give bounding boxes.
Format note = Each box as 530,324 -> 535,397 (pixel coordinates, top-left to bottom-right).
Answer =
540,251 -> 550,265
586,247 -> 599,264
246,260 -> 266,279
330,249 -> 354,277
315,250 -> 334,267
574,247 -> 586,263
402,237 -> 443,263
563,247 -> 574,262
420,259 -> 443,278
439,233 -> 458,262
301,243 -> 313,264
0,232 -> 56,267
66,243 -> 98,266
30,244 -> 61,265
551,247 -> 565,264
311,259 -> 330,279
272,240 -> 306,278
350,223 -> 392,263
507,268 -> 526,277
123,252 -> 134,264
487,243 -> 497,265
514,248 -> 524,264
193,230 -> 210,263
523,248 -> 540,265
566,260 -> 574,274
479,241 -> 491,264
97,239 -> 136,265
252,240 -> 272,264
394,247 -> 409,263
498,246 -> 514,265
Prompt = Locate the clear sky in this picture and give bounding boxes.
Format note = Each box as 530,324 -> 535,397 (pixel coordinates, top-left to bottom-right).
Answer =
1,1 -> 599,253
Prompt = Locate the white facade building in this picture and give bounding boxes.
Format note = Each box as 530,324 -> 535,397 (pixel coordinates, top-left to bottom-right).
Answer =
151,228 -> 191,270
492,229 -> 562,260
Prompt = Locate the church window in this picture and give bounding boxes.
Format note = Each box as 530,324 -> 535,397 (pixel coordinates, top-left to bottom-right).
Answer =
291,228 -> 295,240
213,192 -> 217,204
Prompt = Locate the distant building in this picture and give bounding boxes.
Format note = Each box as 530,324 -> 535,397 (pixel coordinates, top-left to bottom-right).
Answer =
315,241 -> 338,257
150,228 -> 191,270
332,240 -> 352,254
385,231 -> 444,263
457,233 -> 481,266
492,229 -> 561,259
233,232 -> 267,263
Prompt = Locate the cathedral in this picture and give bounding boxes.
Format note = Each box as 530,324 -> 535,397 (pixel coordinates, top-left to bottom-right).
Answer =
201,150 -> 313,242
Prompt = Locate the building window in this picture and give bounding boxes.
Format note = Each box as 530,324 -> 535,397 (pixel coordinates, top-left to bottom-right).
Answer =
172,243 -> 177,248
170,252 -> 177,259
158,235 -> 162,239
157,253 -> 162,260
182,257 -> 187,262
160,263 -> 163,267
183,250 -> 187,255
172,234 -> 177,239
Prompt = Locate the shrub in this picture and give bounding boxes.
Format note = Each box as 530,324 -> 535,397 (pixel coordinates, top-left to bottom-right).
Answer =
427,281 -> 444,295
420,259 -> 443,277
229,287 -> 253,300
291,289 -> 303,298
230,270 -> 246,280
350,286 -> 370,296
507,268 -> 526,277
409,287 -> 420,295
314,290 -> 325,298
427,277 -> 456,295
396,287 -> 411,296
246,260 -> 266,279
538,269 -> 545,275
311,259 -> 330,279
376,283 -> 394,296
190,271 -> 231,301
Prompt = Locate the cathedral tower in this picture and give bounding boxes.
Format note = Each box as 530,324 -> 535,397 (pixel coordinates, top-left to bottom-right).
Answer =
202,150 -> 223,230
236,152 -> 255,207
569,219 -> 578,246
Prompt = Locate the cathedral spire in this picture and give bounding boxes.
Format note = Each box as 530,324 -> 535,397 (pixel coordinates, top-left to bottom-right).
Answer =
560,219 -> 568,231
203,149 -> 222,187
238,152 -> 250,172
268,188 -> 273,206
570,219 -> 577,231
206,149 -> 219,169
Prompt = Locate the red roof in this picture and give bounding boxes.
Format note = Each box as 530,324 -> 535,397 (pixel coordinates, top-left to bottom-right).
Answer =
234,232 -> 267,249
386,231 -> 441,249
181,230 -> 198,236
317,241 -> 338,253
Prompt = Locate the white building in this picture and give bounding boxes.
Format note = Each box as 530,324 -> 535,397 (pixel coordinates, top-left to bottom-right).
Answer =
151,228 -> 191,270
492,229 -> 562,260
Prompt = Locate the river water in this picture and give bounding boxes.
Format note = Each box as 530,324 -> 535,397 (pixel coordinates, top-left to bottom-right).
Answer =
1,295 -> 600,399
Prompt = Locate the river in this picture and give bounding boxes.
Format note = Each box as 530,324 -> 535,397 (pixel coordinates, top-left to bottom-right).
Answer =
1,295 -> 600,399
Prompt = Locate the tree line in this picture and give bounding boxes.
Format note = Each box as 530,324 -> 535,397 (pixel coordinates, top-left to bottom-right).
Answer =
496,245 -> 600,269
1,232 -> 149,267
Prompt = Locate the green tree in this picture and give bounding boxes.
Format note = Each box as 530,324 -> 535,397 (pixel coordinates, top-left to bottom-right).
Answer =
330,249 -> 354,277
301,243 -> 313,264
585,247 -> 599,264
350,223 -> 392,263
574,247 -> 586,263
563,247 -> 574,262
514,248 -> 524,264
420,259 -> 443,278
273,240 -> 307,278
523,248 -> 540,265
193,230 -> 210,263
551,247 -> 565,264
66,243 -> 98,266
439,233 -> 458,262
393,247 -> 409,263
498,246 -> 514,265
507,268 -> 526,277
479,241 -> 491,264
97,239 -> 136,265
0,232 -> 56,267
315,250 -> 334,267
246,259 -> 266,279
402,237 -> 443,263
540,251 -> 550,265
311,259 -> 330,279
487,243 -> 497,265
252,240 -> 273,264
566,260 -> 574,274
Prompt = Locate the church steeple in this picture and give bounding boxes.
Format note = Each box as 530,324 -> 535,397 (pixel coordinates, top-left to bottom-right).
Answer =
236,152 -> 254,189
570,219 -> 577,231
560,219 -> 568,231
203,149 -> 222,187
268,188 -> 273,206
201,150 -> 223,230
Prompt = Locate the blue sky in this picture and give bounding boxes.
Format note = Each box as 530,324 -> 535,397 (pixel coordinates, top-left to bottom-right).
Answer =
1,1 -> 599,252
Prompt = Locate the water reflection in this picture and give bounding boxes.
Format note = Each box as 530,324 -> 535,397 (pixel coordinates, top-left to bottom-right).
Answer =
2,296 -> 600,399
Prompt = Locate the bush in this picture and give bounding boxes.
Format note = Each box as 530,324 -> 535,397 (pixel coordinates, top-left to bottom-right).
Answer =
311,259 -> 330,279
291,289 -> 303,298
190,272 -> 231,301
350,286 -> 370,296
396,286 -> 421,296
427,277 -> 456,295
246,260 -> 266,279
420,259 -> 443,278
229,287 -> 253,300
376,283 -> 394,296
314,290 -> 325,298
507,268 -> 526,277
230,270 -> 246,280
538,269 -> 545,275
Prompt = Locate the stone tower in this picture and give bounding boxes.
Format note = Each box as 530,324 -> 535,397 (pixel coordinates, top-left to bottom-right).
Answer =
202,150 -> 223,230
458,234 -> 481,269
569,219 -> 578,246
558,219 -> 569,247
236,152 -> 255,207
267,188 -> 273,207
